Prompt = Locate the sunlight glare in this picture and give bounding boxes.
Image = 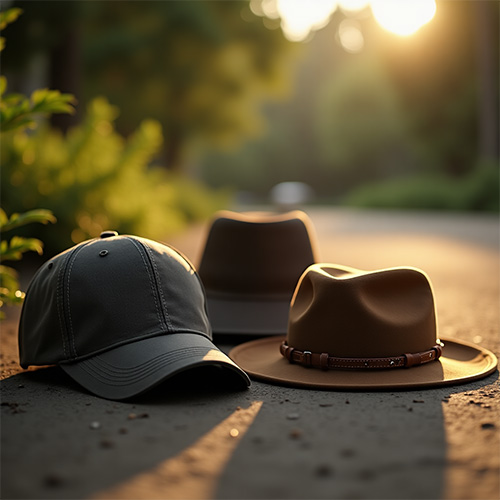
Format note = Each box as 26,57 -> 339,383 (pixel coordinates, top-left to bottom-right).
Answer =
370,0 -> 437,36
338,0 -> 370,14
92,401 -> 263,500
338,19 -> 364,53
276,0 -> 338,41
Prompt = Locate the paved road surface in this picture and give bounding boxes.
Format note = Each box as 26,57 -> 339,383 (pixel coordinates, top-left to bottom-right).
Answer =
1,207 -> 499,500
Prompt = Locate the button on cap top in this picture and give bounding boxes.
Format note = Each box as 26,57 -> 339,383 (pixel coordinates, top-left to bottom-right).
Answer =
100,231 -> 118,239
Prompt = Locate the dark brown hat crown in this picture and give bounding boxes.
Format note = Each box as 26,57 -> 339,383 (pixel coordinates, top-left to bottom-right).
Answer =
288,264 -> 438,358
197,210 -> 318,335
199,210 -> 318,297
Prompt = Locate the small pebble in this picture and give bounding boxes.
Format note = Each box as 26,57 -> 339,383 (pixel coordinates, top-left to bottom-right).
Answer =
314,464 -> 333,478
89,421 -> 101,430
289,428 -> 302,440
413,400 -> 424,403
99,439 -> 115,449
118,427 -> 128,434
287,413 -> 300,420
319,403 -> 333,407
43,474 -> 64,488
481,422 -> 496,430
358,468 -> 376,481
340,448 -> 356,458
345,400 -> 350,404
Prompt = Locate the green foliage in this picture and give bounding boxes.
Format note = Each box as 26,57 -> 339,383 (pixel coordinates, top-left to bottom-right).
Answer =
316,57 -> 418,179
0,82 -> 77,132
0,208 -> 56,233
0,208 -> 56,318
2,1 -> 293,169
1,97 -> 228,255
0,7 -> 74,317
344,161 -> 499,212
0,7 -> 22,51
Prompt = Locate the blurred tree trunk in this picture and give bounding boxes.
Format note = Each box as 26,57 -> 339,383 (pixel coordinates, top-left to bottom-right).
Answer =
475,1 -> 499,162
49,26 -> 82,132
164,128 -> 185,171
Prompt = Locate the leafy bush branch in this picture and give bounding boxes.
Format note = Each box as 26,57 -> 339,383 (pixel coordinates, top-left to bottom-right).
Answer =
0,8 -> 74,317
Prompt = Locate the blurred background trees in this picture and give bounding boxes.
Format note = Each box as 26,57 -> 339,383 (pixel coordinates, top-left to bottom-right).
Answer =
1,0 -> 498,259
201,0 -> 498,207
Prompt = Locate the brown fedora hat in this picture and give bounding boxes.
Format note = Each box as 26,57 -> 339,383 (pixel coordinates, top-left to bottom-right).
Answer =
230,264 -> 498,389
198,210 -> 318,336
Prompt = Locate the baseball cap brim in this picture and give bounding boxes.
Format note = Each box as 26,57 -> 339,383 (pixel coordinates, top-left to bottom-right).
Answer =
61,333 -> 250,400
229,336 -> 498,390
206,294 -> 291,336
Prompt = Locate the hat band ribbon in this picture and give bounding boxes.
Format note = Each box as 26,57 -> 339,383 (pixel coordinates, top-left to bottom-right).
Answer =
280,341 -> 443,370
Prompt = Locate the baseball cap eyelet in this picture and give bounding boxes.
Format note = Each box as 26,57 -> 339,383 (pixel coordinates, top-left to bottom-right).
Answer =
99,250 -> 109,257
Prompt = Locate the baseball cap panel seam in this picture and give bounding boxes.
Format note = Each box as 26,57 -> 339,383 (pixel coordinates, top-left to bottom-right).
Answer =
56,251 -> 71,360
66,244 -> 88,358
61,242 -> 94,359
139,239 -> 174,332
127,237 -> 170,332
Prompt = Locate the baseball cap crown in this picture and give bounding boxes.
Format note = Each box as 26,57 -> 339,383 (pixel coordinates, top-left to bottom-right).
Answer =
19,234 -> 211,367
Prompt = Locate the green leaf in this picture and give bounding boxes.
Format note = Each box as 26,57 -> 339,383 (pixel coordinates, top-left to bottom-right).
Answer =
0,76 -> 6,96
1,93 -> 29,107
0,115 -> 36,132
1,88 -> 76,133
31,89 -> 76,115
0,263 -> 26,309
0,264 -> 19,290
0,209 -> 57,233
0,236 -> 44,262
0,8 -> 22,30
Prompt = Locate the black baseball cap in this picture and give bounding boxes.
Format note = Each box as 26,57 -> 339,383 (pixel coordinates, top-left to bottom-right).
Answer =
18,231 -> 250,400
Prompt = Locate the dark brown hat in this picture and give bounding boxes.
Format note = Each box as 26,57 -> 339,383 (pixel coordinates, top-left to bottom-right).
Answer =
198,210 -> 318,336
230,264 -> 497,389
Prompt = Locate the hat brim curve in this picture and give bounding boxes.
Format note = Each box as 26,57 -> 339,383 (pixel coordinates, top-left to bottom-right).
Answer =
207,294 -> 291,336
61,333 -> 250,400
229,336 -> 497,390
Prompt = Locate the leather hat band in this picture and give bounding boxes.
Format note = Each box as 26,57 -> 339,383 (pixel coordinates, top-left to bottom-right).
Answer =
280,341 -> 443,370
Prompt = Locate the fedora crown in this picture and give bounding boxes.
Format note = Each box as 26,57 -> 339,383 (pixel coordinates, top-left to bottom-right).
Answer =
288,264 -> 438,358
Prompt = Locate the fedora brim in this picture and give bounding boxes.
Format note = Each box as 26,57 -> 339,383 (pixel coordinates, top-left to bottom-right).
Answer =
61,333 -> 250,400
229,336 -> 498,390
206,294 -> 291,336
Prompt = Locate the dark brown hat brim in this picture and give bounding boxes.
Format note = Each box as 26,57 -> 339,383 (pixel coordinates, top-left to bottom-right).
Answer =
206,295 -> 291,335
229,336 -> 498,390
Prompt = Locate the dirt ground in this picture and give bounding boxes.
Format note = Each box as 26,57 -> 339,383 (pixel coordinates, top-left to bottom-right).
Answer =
1,207 -> 499,500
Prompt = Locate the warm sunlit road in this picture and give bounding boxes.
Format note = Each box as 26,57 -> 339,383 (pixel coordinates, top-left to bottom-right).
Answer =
1,207 -> 498,500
